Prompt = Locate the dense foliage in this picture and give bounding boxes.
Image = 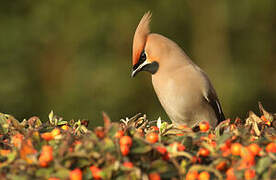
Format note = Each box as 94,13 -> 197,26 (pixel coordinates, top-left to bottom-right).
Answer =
0,103 -> 275,180
0,0 -> 276,123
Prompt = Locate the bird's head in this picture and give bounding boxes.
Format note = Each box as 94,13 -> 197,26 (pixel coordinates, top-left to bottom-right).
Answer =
131,12 -> 188,78
131,12 -> 160,78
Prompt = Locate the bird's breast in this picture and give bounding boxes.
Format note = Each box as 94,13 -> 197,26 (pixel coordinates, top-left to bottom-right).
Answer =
152,74 -> 202,125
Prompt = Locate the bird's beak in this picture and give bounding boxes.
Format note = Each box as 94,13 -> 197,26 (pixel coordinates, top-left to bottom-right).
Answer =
131,60 -> 151,78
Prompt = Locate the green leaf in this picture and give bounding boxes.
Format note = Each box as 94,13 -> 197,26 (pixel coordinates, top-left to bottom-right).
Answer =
57,120 -> 68,125
131,139 -> 152,154
10,175 -> 28,180
216,133 -> 232,145
83,167 -> 93,180
151,160 -> 169,173
49,110 -> 54,124
256,157 -> 272,174
107,123 -> 120,137
0,113 -> 9,134
53,168 -> 70,179
103,138 -> 115,152
36,168 -> 54,178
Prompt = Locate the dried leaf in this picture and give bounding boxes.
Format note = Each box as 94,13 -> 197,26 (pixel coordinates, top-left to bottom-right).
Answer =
102,112 -> 111,130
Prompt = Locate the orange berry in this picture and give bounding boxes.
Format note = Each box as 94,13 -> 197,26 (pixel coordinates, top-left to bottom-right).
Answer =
89,166 -> 102,180
39,145 -> 53,167
70,168 -> 82,180
198,148 -> 210,157
61,125 -> 69,131
95,128 -> 105,139
222,149 -> 231,157
123,162 -> 134,168
39,160 -> 48,167
178,144 -> 186,151
241,148 -> 254,159
151,126 -> 159,132
11,133 -> 24,148
146,132 -> 159,144
48,178 -> 60,180
226,168 -> 237,180
260,115 -> 267,121
156,146 -> 167,155
149,172 -> 161,180
244,169 -> 255,180
42,145 -> 53,153
119,136 -> 132,147
191,156 -> 198,163
208,133 -> 216,139
162,153 -> 170,161
216,161 -> 228,171
74,140 -> 82,146
198,171 -> 210,180
261,115 -> 271,126
114,130 -> 124,138
231,143 -> 242,156
156,146 -> 169,160
178,125 -> 189,129
41,132 -> 54,141
137,128 -> 144,137
266,142 -> 276,153
186,171 -> 198,180
247,143 -> 261,156
220,143 -> 229,152
199,121 -> 210,132
210,141 -> 217,148
170,142 -> 186,151
120,145 -> 130,156
51,128 -> 60,137
0,149 -> 11,156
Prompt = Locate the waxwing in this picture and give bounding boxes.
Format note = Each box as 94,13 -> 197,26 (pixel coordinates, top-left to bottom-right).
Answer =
131,12 -> 225,128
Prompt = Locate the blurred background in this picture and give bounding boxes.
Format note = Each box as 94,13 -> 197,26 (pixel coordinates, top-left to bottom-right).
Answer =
0,0 -> 275,127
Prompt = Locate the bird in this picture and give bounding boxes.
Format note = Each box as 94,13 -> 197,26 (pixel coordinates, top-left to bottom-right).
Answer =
131,12 -> 225,128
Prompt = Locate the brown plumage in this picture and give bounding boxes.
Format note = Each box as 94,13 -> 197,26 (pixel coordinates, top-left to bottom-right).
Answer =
131,12 -> 225,128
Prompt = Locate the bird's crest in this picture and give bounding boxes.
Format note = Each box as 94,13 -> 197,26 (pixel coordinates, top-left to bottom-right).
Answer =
132,11 -> 152,65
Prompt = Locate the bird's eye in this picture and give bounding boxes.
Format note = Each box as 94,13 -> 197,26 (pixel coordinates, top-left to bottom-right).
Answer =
140,50 -> 147,61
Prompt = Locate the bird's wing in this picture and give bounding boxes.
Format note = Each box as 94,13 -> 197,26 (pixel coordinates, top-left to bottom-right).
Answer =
204,87 -> 225,125
197,67 -> 225,125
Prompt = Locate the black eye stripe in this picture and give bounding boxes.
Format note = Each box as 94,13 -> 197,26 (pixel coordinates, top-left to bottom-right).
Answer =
133,50 -> 147,70
140,50 -> 146,61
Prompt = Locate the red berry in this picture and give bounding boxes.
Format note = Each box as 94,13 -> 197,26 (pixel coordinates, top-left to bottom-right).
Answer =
198,171 -> 210,180
39,145 -> 53,167
244,169 -> 255,180
146,132 -> 159,144
247,143 -> 261,156
149,172 -> 161,180
115,130 -> 124,138
198,148 -> 210,157
61,125 -> 69,131
216,161 -> 227,171
186,171 -> 198,180
51,128 -> 60,137
70,168 -> 82,180
89,166 -> 102,180
123,162 -> 133,168
226,168 -> 237,180
151,126 -> 159,132
231,143 -> 243,156
156,146 -> 167,155
120,145 -> 130,156
266,142 -> 276,153
41,132 -> 53,141
199,121 -> 210,132
120,136 -> 132,147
